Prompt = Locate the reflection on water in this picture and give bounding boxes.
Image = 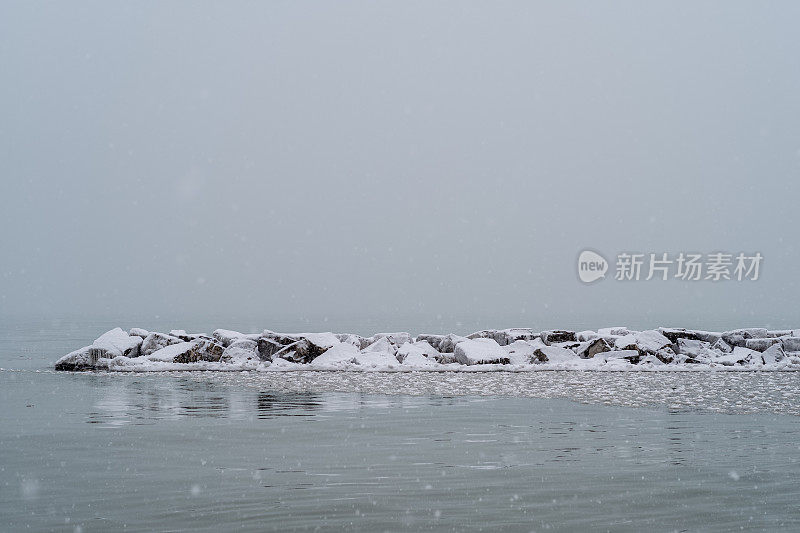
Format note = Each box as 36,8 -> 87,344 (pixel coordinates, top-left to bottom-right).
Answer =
256,392 -> 324,419
86,379 -> 330,426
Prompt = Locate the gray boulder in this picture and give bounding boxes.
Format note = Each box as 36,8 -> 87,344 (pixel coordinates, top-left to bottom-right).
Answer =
761,343 -> 786,365
415,334 -> 468,354
531,345 -> 579,363
781,337 -> 800,352
574,338 -> 611,359
745,338 -> 780,352
54,346 -> 94,371
540,330 -> 577,345
141,332 -> 183,356
454,339 -> 510,365
273,333 -> 340,364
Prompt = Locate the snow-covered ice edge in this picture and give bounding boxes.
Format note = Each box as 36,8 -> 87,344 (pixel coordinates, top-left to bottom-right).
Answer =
53,326 -> 800,372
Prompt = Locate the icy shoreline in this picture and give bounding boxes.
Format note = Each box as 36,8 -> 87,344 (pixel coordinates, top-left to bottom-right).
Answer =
53,326 -> 800,372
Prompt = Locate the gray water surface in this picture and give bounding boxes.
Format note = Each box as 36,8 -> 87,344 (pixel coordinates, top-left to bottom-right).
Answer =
2,320 -> 800,531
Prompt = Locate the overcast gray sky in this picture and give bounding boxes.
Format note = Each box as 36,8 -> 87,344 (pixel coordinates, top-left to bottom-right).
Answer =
1,1 -> 799,334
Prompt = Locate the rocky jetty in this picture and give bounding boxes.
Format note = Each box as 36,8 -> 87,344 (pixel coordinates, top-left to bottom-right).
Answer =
53,326 -> 800,372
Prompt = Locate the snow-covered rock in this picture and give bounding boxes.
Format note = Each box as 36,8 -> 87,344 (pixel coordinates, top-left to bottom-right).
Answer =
532,345 -> 578,363
761,343 -> 786,365
540,330 -> 577,345
597,327 -> 632,336
362,336 -> 398,356
54,346 -> 94,371
657,328 -> 720,344
169,329 -> 205,341
745,338 -> 780,352
91,328 -> 142,360
576,330 -> 600,342
713,338 -> 733,353
503,340 -> 540,365
454,339 -> 510,365
54,325 -> 800,372
574,338 -> 611,359
367,332 -> 411,348
212,329 -> 259,347
467,328 -> 537,346
141,332 -> 183,356
715,346 -> 760,366
172,338 -> 224,363
144,342 -> 197,362
396,341 -> 438,363
309,343 -> 360,368
274,333 -> 340,364
397,342 -> 440,368
128,328 -> 150,339
594,349 -> 642,364
415,334 -> 468,354
221,338 -> 259,363
336,333 -> 369,349
352,350 -> 399,369
781,337 -> 800,352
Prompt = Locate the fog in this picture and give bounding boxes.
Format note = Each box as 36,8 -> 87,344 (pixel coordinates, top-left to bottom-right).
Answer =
2,1 -> 799,334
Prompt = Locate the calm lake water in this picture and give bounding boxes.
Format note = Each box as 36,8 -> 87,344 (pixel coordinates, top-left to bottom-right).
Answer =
3,318 -> 800,531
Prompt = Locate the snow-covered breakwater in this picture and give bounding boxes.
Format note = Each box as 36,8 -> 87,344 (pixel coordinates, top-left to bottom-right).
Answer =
53,326 -> 800,372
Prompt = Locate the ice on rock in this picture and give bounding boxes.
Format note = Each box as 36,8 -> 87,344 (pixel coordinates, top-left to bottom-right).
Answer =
415,334 -> 468,354
597,327 -> 632,336
128,328 -> 150,339
745,338 -> 781,352
713,338 -> 733,353
677,338 -> 710,357
658,328 -> 721,344
396,343 -> 439,368
611,330 -> 677,363
454,339 -> 510,365
54,346 -> 94,371
761,343 -> 786,365
721,328 -> 768,348
503,340 -> 540,365
467,328 -> 537,346
396,342 -> 437,363
144,342 -> 197,362
599,349 -> 644,364
141,332 -> 183,356
574,338 -> 611,359
532,345 -> 578,363
576,330 -> 600,342
362,337 -> 398,356
781,337 -> 800,352
632,330 -> 672,353
768,330 -> 794,338
212,329 -> 259,347
274,333 -> 340,364
336,333 -> 369,349
732,328 -> 769,339
91,328 -> 142,361
716,346 -> 761,366
169,330 -> 205,341
221,338 -> 259,363
540,330 -> 577,345
398,350 -> 438,368
352,350 -> 399,369
172,339 -> 225,363
309,343 -> 360,368
367,332 -> 411,348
